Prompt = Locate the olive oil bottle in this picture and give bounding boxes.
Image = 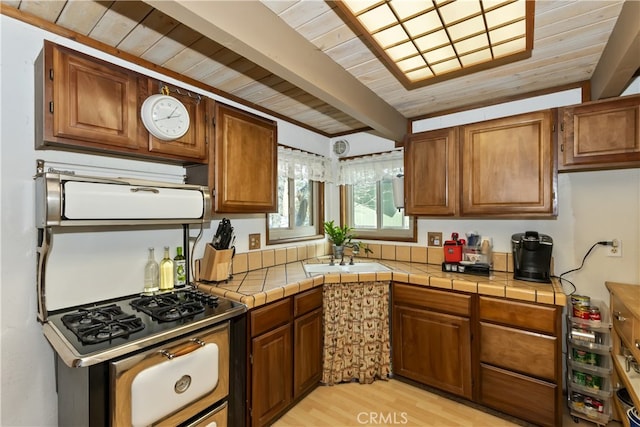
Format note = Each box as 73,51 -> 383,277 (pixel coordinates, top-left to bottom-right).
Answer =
174,246 -> 186,288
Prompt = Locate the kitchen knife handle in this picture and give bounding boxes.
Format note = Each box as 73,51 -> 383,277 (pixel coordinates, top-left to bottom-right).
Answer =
159,338 -> 205,359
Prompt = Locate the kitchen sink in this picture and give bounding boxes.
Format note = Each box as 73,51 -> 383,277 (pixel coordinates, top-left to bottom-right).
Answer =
303,262 -> 391,275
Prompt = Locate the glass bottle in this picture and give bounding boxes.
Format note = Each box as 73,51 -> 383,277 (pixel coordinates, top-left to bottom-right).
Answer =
159,246 -> 174,291
174,246 -> 187,288
143,248 -> 159,293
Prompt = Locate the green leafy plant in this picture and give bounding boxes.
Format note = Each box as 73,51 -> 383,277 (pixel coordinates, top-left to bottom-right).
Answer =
323,220 -> 354,247
323,220 -> 372,254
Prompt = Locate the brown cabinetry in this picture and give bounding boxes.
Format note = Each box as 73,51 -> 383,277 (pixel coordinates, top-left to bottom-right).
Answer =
404,128 -> 458,216
478,296 -> 562,426
405,110 -> 556,217
392,283 -> 473,399
35,40 -> 209,164
460,110 -> 556,217
559,95 -> 640,171
213,103 -> 277,213
248,287 -> 322,427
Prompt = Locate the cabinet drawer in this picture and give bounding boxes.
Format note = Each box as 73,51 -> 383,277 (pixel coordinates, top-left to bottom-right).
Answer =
250,298 -> 292,337
479,296 -> 559,335
393,283 -> 471,316
294,287 -> 323,317
480,364 -> 558,427
480,322 -> 558,381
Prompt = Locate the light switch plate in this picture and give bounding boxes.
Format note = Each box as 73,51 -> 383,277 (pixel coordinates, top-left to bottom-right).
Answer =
249,233 -> 261,250
428,232 -> 443,247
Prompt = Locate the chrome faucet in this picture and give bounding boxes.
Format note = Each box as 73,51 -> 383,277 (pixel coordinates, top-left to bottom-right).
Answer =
349,243 -> 360,265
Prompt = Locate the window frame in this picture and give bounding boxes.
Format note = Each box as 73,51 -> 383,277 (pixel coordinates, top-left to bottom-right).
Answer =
340,184 -> 417,242
266,180 -> 324,245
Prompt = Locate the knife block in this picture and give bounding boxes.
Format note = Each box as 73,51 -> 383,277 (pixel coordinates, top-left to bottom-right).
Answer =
197,244 -> 234,282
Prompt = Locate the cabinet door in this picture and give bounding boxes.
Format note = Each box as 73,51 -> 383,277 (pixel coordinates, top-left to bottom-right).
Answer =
251,323 -> 292,427
143,79 -> 210,162
392,304 -> 472,399
41,41 -> 139,151
405,128 -> 458,216
293,308 -> 322,399
559,95 -> 640,171
214,103 -> 277,213
460,111 -> 556,217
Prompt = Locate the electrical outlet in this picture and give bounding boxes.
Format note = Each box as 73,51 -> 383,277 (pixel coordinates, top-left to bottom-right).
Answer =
249,233 -> 261,250
607,239 -> 621,257
428,232 -> 443,247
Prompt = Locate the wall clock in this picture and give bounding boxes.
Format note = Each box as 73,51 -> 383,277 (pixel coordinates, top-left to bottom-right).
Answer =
141,87 -> 190,141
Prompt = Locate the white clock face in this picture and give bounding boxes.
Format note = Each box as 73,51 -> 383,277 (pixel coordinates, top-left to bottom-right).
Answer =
141,95 -> 190,141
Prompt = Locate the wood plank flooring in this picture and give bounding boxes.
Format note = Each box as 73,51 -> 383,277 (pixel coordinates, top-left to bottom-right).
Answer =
273,379 -> 521,427
273,379 -> 618,427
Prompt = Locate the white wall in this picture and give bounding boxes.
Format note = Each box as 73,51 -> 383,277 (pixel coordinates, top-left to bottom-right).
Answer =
2,13 -> 639,427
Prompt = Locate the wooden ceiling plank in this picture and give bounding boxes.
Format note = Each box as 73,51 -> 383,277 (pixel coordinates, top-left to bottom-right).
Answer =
56,0 -> 113,35
88,1 -> 152,46
590,0 -> 640,99
141,24 -> 202,65
19,0 -> 65,22
163,37 -> 224,74
144,0 -> 407,140
117,9 -> 179,57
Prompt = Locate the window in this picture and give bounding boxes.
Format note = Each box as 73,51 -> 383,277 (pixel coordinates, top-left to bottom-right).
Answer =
339,150 -> 415,241
267,146 -> 328,244
344,179 -> 414,240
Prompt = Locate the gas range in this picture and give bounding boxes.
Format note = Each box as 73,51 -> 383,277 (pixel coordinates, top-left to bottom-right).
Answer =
43,287 -> 245,368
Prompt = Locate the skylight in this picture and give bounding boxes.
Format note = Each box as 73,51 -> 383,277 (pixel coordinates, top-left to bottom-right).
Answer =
335,0 -> 534,89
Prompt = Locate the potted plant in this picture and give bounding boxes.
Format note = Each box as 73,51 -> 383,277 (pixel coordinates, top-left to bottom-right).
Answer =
323,220 -> 371,259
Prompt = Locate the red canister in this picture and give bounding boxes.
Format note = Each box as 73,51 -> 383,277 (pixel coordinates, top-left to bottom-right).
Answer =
444,233 -> 463,262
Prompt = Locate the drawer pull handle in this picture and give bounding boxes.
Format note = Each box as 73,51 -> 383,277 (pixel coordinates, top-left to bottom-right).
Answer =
160,338 -> 205,359
614,311 -> 626,322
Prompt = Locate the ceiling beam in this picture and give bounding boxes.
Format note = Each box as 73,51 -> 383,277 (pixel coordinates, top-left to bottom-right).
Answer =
144,0 -> 408,141
590,0 -> 640,100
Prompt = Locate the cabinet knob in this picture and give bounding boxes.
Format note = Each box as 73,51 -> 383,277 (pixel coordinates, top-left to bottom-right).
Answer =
635,340 -> 640,350
614,311 -> 626,322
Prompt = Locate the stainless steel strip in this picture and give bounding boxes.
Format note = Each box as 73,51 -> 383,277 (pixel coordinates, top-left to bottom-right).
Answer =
43,304 -> 246,368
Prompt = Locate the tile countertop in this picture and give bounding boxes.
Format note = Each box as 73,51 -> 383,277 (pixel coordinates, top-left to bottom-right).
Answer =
196,258 -> 567,309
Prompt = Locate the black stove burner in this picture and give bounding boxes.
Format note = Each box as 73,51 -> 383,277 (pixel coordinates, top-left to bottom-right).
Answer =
61,304 -> 145,344
130,292 -> 206,322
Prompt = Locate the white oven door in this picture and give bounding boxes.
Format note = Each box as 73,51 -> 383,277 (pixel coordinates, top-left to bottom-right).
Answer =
110,323 -> 229,427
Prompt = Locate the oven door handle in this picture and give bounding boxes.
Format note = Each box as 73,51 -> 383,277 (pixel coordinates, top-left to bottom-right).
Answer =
159,338 -> 205,360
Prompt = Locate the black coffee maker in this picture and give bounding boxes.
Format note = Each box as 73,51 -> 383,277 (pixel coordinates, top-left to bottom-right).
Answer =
511,231 -> 553,283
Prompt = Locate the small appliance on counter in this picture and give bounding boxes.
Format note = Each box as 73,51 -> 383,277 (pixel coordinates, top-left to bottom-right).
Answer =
442,232 -> 491,276
511,231 -> 553,282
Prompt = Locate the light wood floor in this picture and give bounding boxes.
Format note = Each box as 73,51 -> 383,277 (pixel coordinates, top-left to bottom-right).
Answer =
273,379 -> 618,427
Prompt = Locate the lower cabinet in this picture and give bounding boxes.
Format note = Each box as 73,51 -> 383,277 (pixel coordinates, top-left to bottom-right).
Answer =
248,288 -> 322,427
391,284 -> 563,427
478,296 -> 562,427
392,283 -> 473,399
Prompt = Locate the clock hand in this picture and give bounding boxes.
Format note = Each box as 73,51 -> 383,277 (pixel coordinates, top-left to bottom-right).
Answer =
166,106 -> 178,119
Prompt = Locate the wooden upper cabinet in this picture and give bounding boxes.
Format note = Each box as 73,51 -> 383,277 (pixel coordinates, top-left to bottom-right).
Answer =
404,128 -> 458,216
35,41 -> 208,164
558,94 -> 640,171
214,103 -> 277,213
460,110 -> 557,217
141,79 -> 210,162
36,40 -> 139,152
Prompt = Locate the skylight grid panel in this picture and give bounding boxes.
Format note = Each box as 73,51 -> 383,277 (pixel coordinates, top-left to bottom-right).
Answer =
431,57 -> 461,74
386,41 -> 420,61
460,48 -> 493,66
423,44 -> 457,64
447,15 -> 486,40
454,33 -> 490,55
485,0 -> 525,28
396,55 -> 428,72
373,25 -> 409,48
389,0 -> 436,21
406,67 -> 434,82
438,0 -> 482,24
489,20 -> 526,44
358,4 -> 397,32
403,10 -> 444,37
343,0 -> 384,15
492,37 -> 526,57
415,30 -> 450,51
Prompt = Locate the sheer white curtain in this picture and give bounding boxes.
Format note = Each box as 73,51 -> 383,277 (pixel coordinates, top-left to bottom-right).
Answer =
336,149 -> 404,185
278,146 -> 332,182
